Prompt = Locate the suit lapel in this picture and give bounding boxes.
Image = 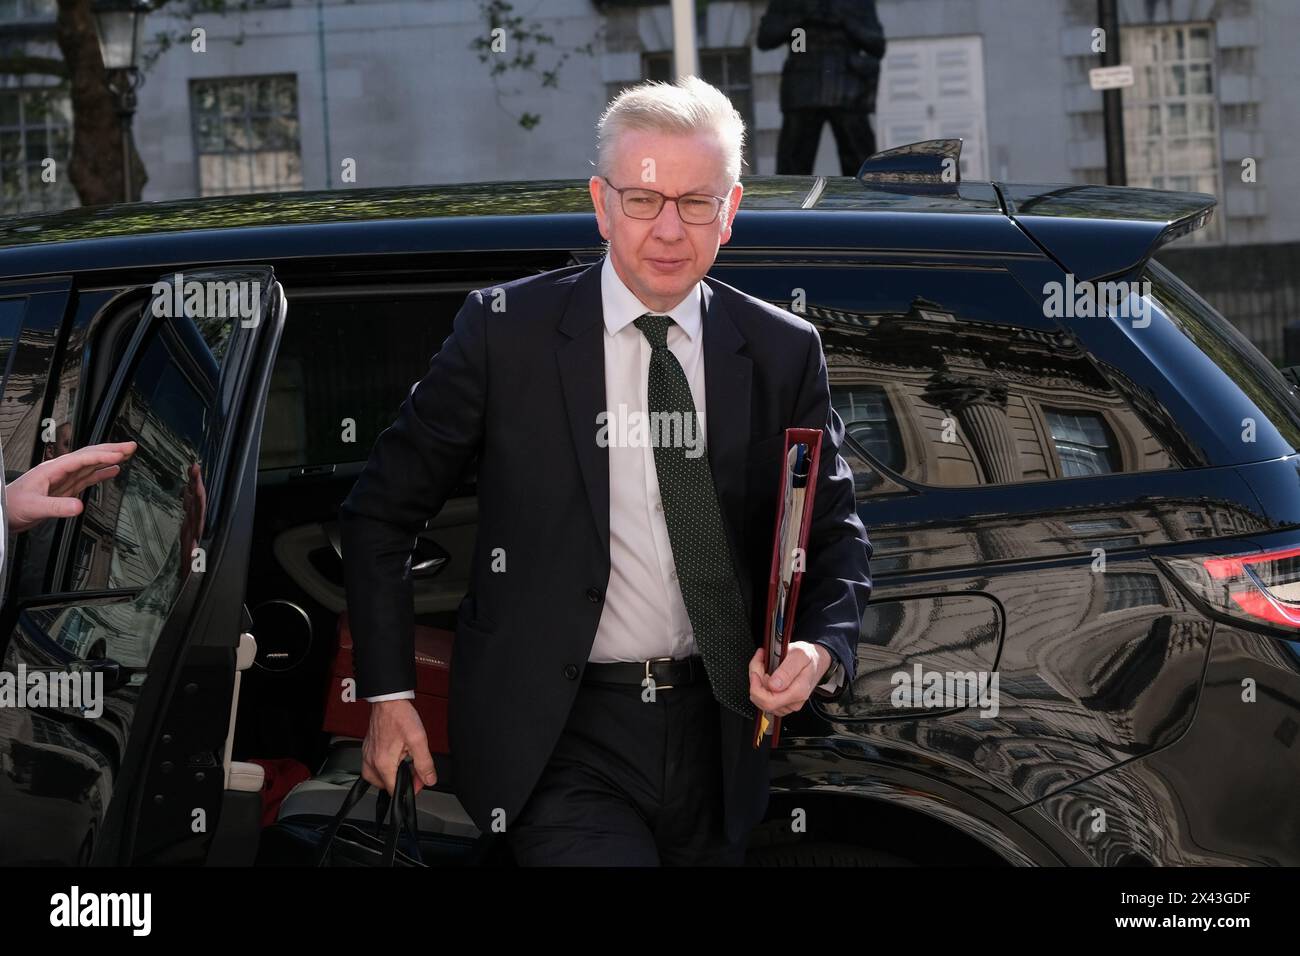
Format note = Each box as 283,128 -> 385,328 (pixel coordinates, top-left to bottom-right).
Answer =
555,265 -> 753,572
701,278 -> 753,570
556,262 -> 610,553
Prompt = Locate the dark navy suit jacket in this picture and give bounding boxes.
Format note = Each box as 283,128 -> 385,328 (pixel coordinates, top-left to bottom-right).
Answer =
338,258 -> 873,842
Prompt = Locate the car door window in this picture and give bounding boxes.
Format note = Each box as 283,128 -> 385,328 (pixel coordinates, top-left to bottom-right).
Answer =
30,300 -> 227,667
70,324 -> 213,594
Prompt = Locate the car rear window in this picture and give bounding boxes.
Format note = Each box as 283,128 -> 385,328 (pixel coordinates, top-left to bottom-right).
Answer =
715,262 -> 1181,494
1143,259 -> 1300,452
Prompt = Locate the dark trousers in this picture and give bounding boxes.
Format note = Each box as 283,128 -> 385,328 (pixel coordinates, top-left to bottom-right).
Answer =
506,675 -> 749,866
776,107 -> 878,176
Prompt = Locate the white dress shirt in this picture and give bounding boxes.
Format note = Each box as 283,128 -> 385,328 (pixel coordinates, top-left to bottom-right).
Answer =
365,254 -> 841,701
590,251 -> 707,664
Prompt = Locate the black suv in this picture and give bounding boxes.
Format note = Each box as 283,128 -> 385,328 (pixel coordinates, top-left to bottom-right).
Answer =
1,142 -> 1297,867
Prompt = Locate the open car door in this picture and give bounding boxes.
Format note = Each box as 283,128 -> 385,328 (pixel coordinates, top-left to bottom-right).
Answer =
0,267 -> 285,865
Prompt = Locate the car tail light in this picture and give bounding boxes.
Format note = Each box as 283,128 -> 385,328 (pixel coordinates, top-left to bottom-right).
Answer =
1161,544 -> 1300,631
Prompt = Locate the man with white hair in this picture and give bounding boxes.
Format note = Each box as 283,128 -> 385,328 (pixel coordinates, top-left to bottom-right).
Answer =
340,76 -> 872,865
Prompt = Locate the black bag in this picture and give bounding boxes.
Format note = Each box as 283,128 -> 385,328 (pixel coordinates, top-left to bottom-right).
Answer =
313,757 -> 427,867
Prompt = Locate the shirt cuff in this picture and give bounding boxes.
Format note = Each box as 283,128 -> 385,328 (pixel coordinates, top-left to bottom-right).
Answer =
365,690 -> 416,702
814,655 -> 844,695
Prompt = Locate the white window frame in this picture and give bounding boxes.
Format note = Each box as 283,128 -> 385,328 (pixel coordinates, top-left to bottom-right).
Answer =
0,84 -> 74,215
189,74 -> 304,198
874,35 -> 989,181
1121,22 -> 1222,242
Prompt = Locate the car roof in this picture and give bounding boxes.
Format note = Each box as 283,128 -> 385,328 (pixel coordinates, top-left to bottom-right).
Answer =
0,176 -> 1214,283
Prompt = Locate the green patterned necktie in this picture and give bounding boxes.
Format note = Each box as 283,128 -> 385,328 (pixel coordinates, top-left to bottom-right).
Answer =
633,312 -> 757,720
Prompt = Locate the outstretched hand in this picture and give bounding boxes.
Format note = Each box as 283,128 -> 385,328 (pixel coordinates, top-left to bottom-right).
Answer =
6,441 -> 138,534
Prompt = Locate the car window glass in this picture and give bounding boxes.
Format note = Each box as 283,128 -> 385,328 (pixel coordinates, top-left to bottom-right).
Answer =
0,297 -> 24,396
1143,260 -> 1300,450
260,293 -> 457,470
33,313 -> 221,667
14,280 -> 258,671
74,328 -> 212,591
714,263 -> 1177,492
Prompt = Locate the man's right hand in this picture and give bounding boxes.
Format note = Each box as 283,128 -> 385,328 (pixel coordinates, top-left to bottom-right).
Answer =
362,699 -> 438,795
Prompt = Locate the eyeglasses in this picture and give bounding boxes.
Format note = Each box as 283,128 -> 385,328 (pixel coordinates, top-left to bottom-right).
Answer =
600,176 -> 728,225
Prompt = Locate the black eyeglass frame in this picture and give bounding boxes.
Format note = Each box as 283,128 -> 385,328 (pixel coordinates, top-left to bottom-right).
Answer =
599,175 -> 730,225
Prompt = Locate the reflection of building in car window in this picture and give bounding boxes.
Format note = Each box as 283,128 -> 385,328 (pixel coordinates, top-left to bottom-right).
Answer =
833,383 -> 904,472
51,321 -> 214,669
74,344 -> 205,591
0,297 -> 25,598
824,284 -> 1176,490
1044,408 -> 1120,477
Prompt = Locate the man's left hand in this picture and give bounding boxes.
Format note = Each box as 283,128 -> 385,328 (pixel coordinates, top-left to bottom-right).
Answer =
748,641 -> 834,717
7,441 -> 138,534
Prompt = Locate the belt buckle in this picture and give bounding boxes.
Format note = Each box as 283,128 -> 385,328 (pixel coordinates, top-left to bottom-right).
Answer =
645,656 -> 675,691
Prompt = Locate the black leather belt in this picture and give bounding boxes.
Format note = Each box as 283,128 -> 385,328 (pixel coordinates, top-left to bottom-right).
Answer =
582,655 -> 708,690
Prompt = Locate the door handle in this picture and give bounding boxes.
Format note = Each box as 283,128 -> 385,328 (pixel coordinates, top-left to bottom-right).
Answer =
70,657 -> 146,695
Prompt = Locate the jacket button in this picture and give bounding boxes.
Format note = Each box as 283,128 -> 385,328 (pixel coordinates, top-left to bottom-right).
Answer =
586,587 -> 602,603
563,664 -> 580,680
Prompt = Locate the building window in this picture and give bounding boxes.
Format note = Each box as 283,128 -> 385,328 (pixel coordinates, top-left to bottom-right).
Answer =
1044,408 -> 1121,477
0,0 -> 54,21
643,49 -> 755,173
833,383 -> 904,472
190,75 -> 303,197
0,86 -> 74,214
1122,23 -> 1221,242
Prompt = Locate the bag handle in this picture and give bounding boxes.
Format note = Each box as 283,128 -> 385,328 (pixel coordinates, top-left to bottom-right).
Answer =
374,758 -> 423,864
314,757 -> 422,866
314,771 -> 373,866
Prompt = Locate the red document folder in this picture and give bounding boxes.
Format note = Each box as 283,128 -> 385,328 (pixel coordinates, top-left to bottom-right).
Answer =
753,427 -> 823,749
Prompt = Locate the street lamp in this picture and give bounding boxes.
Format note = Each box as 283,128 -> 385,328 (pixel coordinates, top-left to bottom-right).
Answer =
92,0 -> 152,202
